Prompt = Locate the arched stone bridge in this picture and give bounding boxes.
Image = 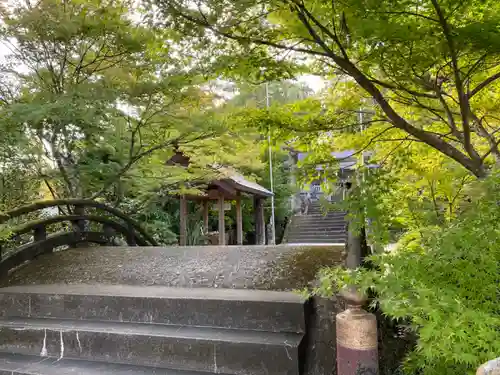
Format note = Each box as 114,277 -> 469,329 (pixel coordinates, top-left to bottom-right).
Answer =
0,199 -> 158,278
0,199 -> 347,375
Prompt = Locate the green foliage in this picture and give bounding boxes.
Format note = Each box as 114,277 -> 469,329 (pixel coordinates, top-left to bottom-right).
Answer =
312,172 -> 500,375
158,0 -> 500,178
291,99 -> 477,247
0,0 -> 268,230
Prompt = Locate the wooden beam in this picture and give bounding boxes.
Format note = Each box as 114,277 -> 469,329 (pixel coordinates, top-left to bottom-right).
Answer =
218,195 -> 225,245
179,195 -> 188,246
207,189 -> 221,200
202,200 -> 209,233
235,193 -> 243,245
212,180 -> 238,196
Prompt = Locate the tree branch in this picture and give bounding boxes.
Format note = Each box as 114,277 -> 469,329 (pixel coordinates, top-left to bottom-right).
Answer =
289,0 -> 349,59
168,4 -> 331,58
90,132 -> 215,199
468,71 -> 500,98
431,0 -> 479,162
370,78 -> 438,99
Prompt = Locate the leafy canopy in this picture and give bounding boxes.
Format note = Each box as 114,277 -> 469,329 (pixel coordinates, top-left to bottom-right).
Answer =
156,0 -> 500,178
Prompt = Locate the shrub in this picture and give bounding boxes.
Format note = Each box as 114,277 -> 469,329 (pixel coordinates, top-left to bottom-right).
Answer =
313,172 -> 500,375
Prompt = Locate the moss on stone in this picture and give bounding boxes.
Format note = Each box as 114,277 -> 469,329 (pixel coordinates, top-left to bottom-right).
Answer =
255,245 -> 345,291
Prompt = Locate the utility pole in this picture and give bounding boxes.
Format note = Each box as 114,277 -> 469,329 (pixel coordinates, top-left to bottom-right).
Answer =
265,82 -> 276,245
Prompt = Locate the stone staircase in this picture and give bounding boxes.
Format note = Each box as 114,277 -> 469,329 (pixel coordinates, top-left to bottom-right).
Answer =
0,284 -> 305,374
285,201 -> 347,244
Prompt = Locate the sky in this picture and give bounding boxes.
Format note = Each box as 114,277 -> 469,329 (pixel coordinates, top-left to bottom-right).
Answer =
298,75 -> 325,93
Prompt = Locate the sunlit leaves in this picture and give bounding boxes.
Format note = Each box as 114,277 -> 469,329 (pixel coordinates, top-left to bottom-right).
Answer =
313,172 -> 500,374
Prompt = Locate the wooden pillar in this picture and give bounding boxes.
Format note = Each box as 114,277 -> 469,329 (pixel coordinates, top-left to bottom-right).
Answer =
235,193 -> 243,245
254,197 -> 265,245
218,195 -> 225,245
202,200 -> 209,233
179,195 -> 188,246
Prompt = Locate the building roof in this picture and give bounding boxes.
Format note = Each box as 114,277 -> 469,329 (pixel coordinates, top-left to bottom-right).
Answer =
219,168 -> 273,198
297,151 -> 378,170
166,151 -> 273,199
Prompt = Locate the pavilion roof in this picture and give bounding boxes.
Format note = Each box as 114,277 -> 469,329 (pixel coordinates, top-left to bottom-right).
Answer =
216,167 -> 273,198
166,151 -> 273,199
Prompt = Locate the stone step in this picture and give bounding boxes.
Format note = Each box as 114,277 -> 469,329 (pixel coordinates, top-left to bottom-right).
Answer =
0,352 -> 219,375
0,318 -> 303,375
288,233 -> 346,238
292,219 -> 346,226
288,236 -> 347,243
290,223 -> 346,230
303,211 -> 345,216
287,233 -> 347,239
288,233 -> 346,239
293,213 -> 345,219
287,238 -> 346,246
288,228 -> 346,233
0,285 -> 305,333
306,209 -> 340,215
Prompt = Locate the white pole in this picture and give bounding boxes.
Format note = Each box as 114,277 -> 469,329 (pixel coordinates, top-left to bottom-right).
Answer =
266,82 -> 276,245
359,109 -> 365,167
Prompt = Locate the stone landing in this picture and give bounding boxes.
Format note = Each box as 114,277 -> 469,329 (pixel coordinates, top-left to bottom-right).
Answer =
2,245 -> 344,291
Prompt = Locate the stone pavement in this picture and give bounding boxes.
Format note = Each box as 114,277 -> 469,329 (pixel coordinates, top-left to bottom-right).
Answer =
2,245 -> 344,291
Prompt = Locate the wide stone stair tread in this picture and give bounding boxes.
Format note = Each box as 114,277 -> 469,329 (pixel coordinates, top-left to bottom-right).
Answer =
294,215 -> 345,220
289,236 -> 344,241
288,238 -> 345,242
0,317 -> 303,345
289,230 -> 345,235
0,318 -> 303,375
289,232 -> 346,237
293,218 -> 345,223
290,224 -> 345,229
0,285 -> 305,333
288,238 -> 346,246
0,352 -> 227,375
0,284 -> 304,302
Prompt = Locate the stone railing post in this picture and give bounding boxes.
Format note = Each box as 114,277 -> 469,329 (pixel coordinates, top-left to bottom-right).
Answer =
102,223 -> 116,245
71,205 -> 87,247
336,288 -> 379,375
0,242 -> 4,279
477,358 -> 500,375
33,224 -> 47,243
126,223 -> 137,246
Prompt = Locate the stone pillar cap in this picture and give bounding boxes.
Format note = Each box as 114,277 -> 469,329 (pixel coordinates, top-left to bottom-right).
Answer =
340,286 -> 367,308
477,358 -> 500,375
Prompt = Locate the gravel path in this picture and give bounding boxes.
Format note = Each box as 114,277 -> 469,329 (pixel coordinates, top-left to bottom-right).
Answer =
2,245 -> 344,290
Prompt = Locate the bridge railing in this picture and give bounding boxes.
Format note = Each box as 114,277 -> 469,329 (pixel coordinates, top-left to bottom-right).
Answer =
0,199 -> 158,277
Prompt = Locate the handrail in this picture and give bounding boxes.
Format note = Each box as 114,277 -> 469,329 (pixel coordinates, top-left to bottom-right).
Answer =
0,199 -> 158,277
7,215 -> 150,246
0,199 -> 157,246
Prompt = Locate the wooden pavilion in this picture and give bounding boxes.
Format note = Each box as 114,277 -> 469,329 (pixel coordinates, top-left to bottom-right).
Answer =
167,151 -> 273,246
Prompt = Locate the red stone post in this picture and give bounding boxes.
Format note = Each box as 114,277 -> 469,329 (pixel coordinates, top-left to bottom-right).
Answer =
336,288 -> 378,375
